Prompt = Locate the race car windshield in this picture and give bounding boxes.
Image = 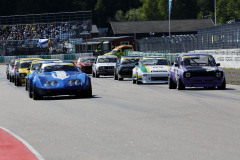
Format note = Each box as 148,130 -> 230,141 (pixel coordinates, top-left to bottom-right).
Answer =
43,65 -> 78,72
81,58 -> 95,64
31,63 -> 41,70
20,62 -> 31,69
121,59 -> 140,64
181,55 -> 216,66
143,59 -> 169,65
98,58 -> 117,63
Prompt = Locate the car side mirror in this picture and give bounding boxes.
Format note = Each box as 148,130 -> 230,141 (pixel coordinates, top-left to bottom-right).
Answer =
216,63 -> 220,66
27,68 -> 30,71
175,64 -> 179,67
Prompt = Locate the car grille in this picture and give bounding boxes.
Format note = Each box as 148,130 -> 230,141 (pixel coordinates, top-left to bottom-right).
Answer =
189,71 -> 217,77
151,77 -> 168,81
20,73 -> 27,78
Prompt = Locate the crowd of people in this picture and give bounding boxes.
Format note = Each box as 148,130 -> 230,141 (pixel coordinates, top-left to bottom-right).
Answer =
0,22 -> 82,42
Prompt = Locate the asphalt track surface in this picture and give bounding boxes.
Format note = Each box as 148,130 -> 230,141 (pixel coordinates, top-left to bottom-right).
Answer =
1,65 -> 240,160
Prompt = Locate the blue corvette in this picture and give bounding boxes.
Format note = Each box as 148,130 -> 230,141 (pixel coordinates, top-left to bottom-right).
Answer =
30,61 -> 92,100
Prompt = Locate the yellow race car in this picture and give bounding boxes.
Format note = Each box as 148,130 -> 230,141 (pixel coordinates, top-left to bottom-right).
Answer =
14,58 -> 42,86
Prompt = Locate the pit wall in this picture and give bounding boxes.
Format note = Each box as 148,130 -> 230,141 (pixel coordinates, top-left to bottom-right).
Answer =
127,50 -> 240,69
189,49 -> 240,69
0,53 -> 93,63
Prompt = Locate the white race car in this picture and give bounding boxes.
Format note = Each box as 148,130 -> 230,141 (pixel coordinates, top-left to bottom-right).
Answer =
132,57 -> 170,84
92,55 -> 118,78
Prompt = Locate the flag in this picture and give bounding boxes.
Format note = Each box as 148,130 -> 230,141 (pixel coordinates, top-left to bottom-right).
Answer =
169,0 -> 172,14
38,39 -> 49,48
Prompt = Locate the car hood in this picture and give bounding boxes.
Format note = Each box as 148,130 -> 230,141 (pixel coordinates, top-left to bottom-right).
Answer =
19,68 -> 29,74
97,63 -> 116,67
140,65 -> 170,73
185,66 -> 221,72
40,71 -> 81,80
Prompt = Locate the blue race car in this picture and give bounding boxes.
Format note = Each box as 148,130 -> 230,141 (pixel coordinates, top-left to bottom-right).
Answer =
30,61 -> 92,100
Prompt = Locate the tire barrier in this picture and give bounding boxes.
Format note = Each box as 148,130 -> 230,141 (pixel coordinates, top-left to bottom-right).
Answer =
0,53 -> 93,63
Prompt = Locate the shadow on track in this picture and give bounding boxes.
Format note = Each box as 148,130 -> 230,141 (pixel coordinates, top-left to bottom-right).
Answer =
36,95 -> 101,101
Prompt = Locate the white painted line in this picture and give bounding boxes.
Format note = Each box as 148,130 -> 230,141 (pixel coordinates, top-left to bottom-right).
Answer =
0,126 -> 45,160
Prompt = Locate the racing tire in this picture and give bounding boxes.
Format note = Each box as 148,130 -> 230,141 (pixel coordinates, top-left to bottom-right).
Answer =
28,82 -> 33,98
133,79 -> 136,84
14,77 -> 17,86
83,84 -> 92,98
177,77 -> 185,90
7,74 -> 9,79
92,70 -> 95,77
136,77 -> 142,85
168,76 -> 177,89
114,72 -> 118,80
217,78 -> 226,90
95,71 -> 99,78
9,76 -> 12,82
25,79 -> 28,91
32,86 -> 42,100
15,77 -> 22,86
118,74 -> 123,81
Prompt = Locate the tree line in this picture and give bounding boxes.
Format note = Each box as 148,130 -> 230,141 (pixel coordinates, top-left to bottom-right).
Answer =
0,0 -> 239,26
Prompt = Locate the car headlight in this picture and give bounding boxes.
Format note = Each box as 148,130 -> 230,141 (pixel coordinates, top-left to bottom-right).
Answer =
75,80 -> 82,86
216,72 -> 222,78
45,81 -> 59,87
68,80 -> 82,86
184,72 -> 191,78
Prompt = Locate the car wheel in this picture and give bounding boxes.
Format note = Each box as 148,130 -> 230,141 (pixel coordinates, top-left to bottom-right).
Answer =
92,70 -> 95,77
136,76 -> 141,85
95,71 -> 99,78
32,85 -> 42,100
177,77 -> 185,90
217,78 -> 226,90
14,77 -> 17,86
25,79 -> 28,91
133,79 -> 136,84
83,84 -> 92,98
16,77 -> 22,86
9,76 -> 12,82
7,73 -> 9,79
168,76 -> 177,89
28,82 -> 33,98
118,74 -> 123,81
114,72 -> 118,80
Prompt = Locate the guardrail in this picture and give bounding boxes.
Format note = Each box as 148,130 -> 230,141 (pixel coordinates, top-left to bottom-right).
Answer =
0,53 -> 93,63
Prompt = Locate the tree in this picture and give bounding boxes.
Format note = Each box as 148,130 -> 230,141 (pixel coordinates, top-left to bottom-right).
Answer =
217,0 -> 240,24
142,0 -> 161,20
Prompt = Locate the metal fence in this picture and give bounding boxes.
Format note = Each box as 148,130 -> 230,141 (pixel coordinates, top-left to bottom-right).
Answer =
137,35 -> 198,53
0,11 -> 92,56
198,22 -> 240,50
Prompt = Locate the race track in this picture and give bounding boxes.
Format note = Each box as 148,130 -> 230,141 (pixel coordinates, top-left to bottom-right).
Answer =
1,65 -> 240,160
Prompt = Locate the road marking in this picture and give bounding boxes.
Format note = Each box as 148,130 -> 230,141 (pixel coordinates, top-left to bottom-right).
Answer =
0,126 -> 45,160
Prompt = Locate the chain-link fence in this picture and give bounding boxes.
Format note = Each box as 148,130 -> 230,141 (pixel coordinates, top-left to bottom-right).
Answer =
198,22 -> 240,50
137,35 -> 198,53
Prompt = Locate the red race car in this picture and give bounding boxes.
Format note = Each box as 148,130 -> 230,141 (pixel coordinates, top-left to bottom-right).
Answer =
75,57 -> 96,74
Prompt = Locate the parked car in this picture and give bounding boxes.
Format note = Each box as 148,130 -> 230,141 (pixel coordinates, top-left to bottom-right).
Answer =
114,56 -> 141,80
75,56 -> 96,74
30,61 -> 92,100
92,55 -> 118,78
132,57 -> 170,84
168,53 -> 226,90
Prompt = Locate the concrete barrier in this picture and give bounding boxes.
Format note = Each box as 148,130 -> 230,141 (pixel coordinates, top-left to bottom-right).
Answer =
0,53 -> 93,63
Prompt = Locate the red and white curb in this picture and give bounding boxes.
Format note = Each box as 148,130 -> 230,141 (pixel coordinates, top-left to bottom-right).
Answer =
0,127 -> 45,160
